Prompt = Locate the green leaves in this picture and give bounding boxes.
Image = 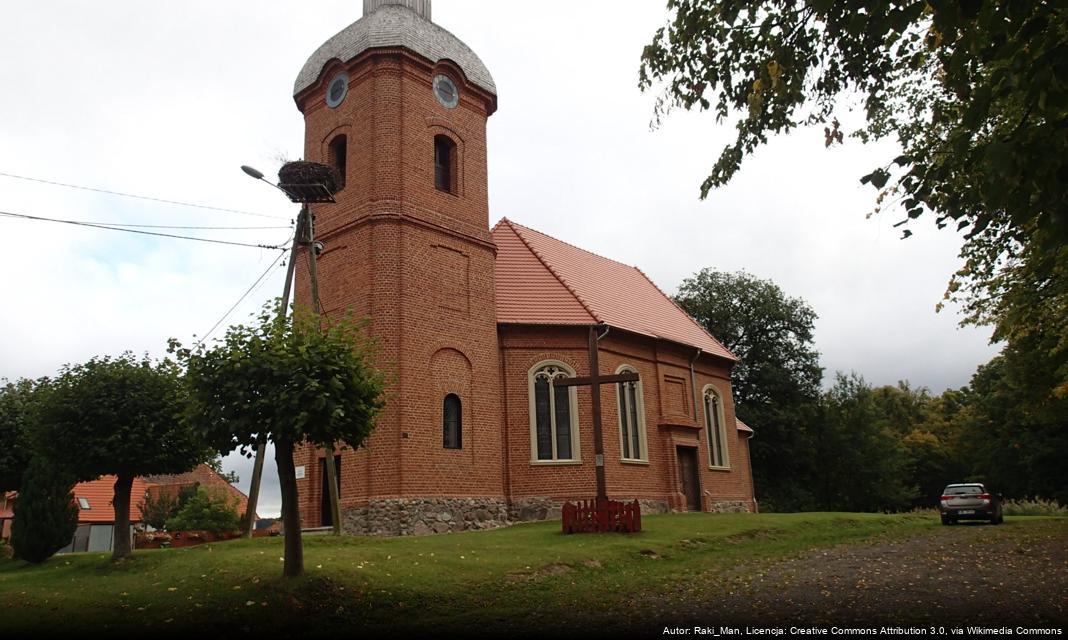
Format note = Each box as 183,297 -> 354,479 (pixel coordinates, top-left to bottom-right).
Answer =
641,0 -> 1068,357
34,353 -> 208,482
173,300 -> 386,454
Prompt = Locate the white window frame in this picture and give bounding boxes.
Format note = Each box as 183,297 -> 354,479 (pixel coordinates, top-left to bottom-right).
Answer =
528,360 -> 581,464
702,384 -> 731,469
615,365 -> 649,463
78,497 -> 91,510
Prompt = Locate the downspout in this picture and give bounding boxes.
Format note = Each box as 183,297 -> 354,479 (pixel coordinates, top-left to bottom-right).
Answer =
498,333 -> 512,516
746,428 -> 757,513
689,348 -> 702,420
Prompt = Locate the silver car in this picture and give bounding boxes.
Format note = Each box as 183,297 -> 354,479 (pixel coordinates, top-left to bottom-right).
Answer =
939,483 -> 1004,525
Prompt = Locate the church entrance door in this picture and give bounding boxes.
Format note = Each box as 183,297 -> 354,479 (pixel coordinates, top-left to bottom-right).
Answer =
676,446 -> 701,511
319,455 -> 342,527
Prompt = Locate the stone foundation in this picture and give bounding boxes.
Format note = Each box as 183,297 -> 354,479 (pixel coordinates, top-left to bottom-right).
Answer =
340,496 -> 676,536
509,497 -> 670,522
707,499 -> 752,513
341,498 -> 510,536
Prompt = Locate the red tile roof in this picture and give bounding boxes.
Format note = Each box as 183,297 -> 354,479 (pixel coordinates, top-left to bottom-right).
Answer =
493,219 -> 736,361
736,419 -> 754,434
73,476 -> 151,524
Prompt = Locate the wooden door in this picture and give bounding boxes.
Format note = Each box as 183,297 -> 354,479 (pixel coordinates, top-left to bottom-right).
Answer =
319,455 -> 342,527
677,446 -> 701,511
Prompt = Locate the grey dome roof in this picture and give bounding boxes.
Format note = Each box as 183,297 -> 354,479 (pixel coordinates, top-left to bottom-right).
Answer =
293,4 -> 496,99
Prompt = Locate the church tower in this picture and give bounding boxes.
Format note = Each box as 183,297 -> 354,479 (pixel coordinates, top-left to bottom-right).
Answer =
291,0 -> 506,534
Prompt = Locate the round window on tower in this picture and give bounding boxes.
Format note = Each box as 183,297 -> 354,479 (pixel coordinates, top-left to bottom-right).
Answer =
433,74 -> 459,109
326,73 -> 349,108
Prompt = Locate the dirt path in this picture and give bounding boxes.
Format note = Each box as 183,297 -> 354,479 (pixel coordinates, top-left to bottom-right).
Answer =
639,520 -> 1068,632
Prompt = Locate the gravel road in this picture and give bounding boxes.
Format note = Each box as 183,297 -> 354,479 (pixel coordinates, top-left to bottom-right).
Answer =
640,519 -> 1068,633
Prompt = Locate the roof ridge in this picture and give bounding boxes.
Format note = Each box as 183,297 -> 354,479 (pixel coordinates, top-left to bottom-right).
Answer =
504,219 -> 600,324
631,265 -> 739,361
505,218 -> 640,272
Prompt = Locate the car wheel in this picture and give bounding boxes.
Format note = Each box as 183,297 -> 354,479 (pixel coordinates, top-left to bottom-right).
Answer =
941,515 -> 951,526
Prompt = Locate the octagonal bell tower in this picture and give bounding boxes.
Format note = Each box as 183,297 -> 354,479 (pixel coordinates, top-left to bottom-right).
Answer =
291,0 -> 505,534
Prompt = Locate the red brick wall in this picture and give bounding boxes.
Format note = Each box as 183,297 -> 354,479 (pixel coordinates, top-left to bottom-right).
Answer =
499,325 -> 755,512
292,48 -> 503,527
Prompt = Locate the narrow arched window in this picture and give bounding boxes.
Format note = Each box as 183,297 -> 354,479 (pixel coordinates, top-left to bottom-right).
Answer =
616,366 -> 647,461
443,394 -> 462,449
329,135 -> 347,191
703,386 -> 730,468
529,363 -> 579,462
434,135 -> 456,194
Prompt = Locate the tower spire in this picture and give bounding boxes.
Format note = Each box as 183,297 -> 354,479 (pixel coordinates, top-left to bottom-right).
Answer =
363,0 -> 431,20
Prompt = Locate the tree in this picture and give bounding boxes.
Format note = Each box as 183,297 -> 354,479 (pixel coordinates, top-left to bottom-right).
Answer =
33,354 -> 210,560
675,269 -> 823,510
206,456 -> 240,485
165,486 -> 240,534
0,378 -> 44,493
11,456 -> 79,564
172,303 -> 387,578
639,0 -> 1068,350
816,374 -> 915,512
953,338 -> 1068,504
139,484 -> 197,531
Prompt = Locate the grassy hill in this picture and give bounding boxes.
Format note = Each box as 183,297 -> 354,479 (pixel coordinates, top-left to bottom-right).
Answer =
2,512 -> 1062,636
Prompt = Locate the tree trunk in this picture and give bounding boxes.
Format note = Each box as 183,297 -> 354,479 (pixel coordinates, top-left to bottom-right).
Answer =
274,437 -> 304,578
111,474 -> 134,560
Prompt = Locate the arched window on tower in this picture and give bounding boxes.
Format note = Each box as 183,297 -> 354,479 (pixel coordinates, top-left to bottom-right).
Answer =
434,134 -> 457,194
443,393 -> 462,449
329,135 -> 347,191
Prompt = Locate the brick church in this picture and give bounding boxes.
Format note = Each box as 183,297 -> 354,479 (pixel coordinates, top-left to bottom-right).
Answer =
291,0 -> 756,535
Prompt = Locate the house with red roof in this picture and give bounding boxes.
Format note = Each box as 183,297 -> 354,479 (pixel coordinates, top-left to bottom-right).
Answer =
1,464 -> 249,553
288,0 -> 755,535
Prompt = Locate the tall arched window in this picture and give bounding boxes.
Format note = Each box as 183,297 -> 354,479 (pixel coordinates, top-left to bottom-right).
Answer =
703,385 -> 730,468
434,134 -> 457,194
443,394 -> 462,449
529,362 -> 579,462
616,365 -> 647,461
328,135 -> 347,191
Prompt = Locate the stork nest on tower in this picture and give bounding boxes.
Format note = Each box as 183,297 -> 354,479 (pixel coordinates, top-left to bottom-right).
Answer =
278,161 -> 339,194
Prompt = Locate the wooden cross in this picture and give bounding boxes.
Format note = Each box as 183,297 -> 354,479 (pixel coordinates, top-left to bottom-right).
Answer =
553,325 -> 639,502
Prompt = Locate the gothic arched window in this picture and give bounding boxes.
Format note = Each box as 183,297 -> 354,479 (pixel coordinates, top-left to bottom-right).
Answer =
703,385 -> 730,468
616,365 -> 647,461
528,362 -> 579,462
443,394 -> 462,449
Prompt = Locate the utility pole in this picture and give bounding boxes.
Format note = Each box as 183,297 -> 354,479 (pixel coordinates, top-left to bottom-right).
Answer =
303,210 -> 343,535
243,207 -> 305,539
239,163 -> 342,538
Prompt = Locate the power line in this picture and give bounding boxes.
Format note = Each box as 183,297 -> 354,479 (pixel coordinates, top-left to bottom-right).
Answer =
0,170 -> 288,220
73,221 -> 290,231
0,210 -> 290,250
196,247 -> 290,346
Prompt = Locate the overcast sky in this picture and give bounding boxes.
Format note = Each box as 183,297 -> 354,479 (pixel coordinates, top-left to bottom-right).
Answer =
0,2 -> 999,517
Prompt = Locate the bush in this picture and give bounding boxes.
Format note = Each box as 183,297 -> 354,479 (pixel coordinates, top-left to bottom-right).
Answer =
165,487 -> 239,533
11,457 -> 79,563
139,484 -> 197,530
1002,498 -> 1068,517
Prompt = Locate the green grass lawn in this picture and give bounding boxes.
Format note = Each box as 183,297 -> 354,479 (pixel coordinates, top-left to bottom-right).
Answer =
0,512 -> 1053,636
